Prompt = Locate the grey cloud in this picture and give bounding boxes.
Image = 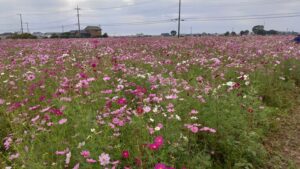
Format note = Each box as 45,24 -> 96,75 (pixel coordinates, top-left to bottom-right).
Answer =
0,0 -> 299,35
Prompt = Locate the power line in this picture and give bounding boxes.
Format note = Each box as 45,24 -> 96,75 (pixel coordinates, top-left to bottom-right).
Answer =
185,14 -> 300,22
184,12 -> 300,20
81,19 -> 173,27
29,24 -> 76,31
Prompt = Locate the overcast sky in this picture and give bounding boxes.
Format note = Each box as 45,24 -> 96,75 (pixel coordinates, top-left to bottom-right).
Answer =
0,0 -> 299,35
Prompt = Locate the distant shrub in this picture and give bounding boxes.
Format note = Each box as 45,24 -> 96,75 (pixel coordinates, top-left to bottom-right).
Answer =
102,33 -> 109,38
9,33 -> 37,39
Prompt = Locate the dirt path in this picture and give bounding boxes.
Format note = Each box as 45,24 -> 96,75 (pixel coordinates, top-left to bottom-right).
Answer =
265,99 -> 300,168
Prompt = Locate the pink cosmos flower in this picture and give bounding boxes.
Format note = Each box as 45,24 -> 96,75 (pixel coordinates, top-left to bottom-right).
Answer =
58,118 -> 68,125
101,90 -> 113,94
148,127 -> 155,135
9,153 -> 19,160
199,127 -> 216,133
103,76 -> 111,81
26,73 -> 36,81
0,98 -> 5,105
99,153 -> 110,166
80,150 -> 90,158
154,136 -> 164,146
55,148 -> 69,155
86,158 -> 97,163
190,126 -> 199,133
185,124 -> 200,133
4,137 -> 12,150
29,105 -> 41,111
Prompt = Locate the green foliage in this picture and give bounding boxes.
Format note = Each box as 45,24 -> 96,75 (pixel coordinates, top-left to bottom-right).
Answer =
252,25 -> 266,35
171,30 -> 177,36
9,33 -> 37,39
102,33 -> 109,38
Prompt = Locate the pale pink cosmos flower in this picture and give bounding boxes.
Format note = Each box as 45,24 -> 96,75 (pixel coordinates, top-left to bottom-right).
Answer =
143,106 -> 151,113
0,98 -> 5,105
4,137 -> 12,150
55,148 -> 69,155
148,127 -> 155,134
103,76 -> 111,81
31,115 -> 40,123
86,158 -> 97,163
157,123 -> 163,129
65,152 -> 71,165
190,110 -> 198,115
9,153 -> 19,160
200,127 -> 216,133
73,163 -> 80,169
58,118 -> 68,125
101,90 -> 113,94
99,153 -> 110,166
165,94 -> 178,100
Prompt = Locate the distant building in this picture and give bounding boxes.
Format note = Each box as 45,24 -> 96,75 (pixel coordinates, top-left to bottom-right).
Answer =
84,26 -> 102,38
69,26 -> 102,38
32,32 -> 44,38
44,32 -> 58,38
161,33 -> 170,37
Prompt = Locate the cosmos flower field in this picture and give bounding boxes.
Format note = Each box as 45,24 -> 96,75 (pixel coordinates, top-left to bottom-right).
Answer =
0,36 -> 300,169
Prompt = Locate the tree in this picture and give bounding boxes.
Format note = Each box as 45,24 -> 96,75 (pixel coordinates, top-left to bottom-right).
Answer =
224,31 -> 230,36
244,30 -> 250,35
170,30 -> 177,36
10,33 -> 37,39
240,30 -> 244,36
240,30 -> 250,36
266,30 -> 278,35
252,25 -> 266,35
231,31 -> 237,36
102,33 -> 109,38
60,32 -> 71,38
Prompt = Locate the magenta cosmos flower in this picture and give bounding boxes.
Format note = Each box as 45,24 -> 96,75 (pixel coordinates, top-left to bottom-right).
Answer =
122,150 -> 130,159
117,97 -> 127,105
154,163 -> 167,169
154,136 -> 164,146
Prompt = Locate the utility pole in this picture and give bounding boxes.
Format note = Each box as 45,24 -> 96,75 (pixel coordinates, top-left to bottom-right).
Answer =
178,0 -> 181,38
17,14 -> 23,34
25,22 -> 29,33
75,5 -> 81,38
